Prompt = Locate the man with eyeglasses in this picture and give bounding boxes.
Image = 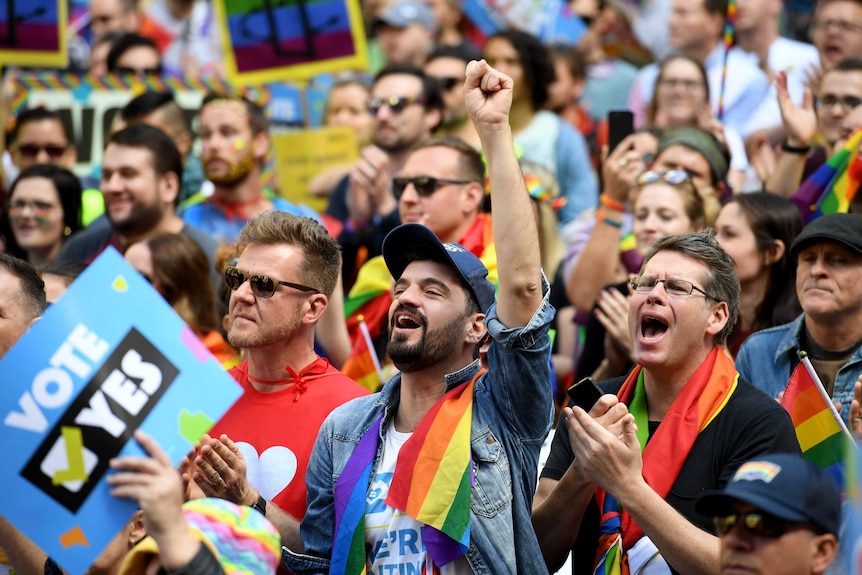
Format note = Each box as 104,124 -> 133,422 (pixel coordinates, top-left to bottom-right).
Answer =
534,229 -> 799,574
737,213 -> 862,426
8,108 -> 105,227
762,58 -> 862,198
810,0 -> 862,72
696,453 -> 840,575
341,135 -> 493,381
326,64 -> 444,290
181,210 -> 367,546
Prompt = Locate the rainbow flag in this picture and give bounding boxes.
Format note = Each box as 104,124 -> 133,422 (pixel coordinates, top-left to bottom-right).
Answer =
779,356 -> 852,490
791,128 -> 862,223
717,0 -> 737,121
341,316 -> 385,392
385,376 -> 480,566
330,418 -> 381,575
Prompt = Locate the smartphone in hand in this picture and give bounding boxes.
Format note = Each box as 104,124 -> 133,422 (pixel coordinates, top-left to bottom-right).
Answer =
567,376 -> 603,411
607,110 -> 634,153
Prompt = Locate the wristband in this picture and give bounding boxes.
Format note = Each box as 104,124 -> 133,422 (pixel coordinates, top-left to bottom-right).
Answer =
599,193 -> 625,212
781,140 -> 811,154
252,494 -> 267,516
596,209 -> 622,229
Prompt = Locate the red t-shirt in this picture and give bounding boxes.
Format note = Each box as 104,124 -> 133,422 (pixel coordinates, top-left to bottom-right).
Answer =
209,357 -> 368,519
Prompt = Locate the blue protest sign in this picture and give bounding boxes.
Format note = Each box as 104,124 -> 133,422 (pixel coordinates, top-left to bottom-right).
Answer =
0,248 -> 242,575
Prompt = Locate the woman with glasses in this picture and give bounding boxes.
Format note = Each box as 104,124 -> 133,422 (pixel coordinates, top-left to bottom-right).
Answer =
576,169 -> 706,381
310,75 -> 376,201
714,192 -> 803,356
125,233 -> 239,368
0,165 -> 82,266
647,55 -> 751,191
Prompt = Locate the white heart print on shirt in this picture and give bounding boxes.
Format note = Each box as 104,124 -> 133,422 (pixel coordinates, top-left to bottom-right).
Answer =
237,442 -> 298,500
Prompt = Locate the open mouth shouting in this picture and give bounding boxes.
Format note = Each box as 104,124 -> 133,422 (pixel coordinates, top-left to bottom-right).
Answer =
640,314 -> 669,342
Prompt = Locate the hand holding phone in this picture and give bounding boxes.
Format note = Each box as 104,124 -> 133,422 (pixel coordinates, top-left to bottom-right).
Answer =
607,110 -> 634,154
567,377 -> 603,411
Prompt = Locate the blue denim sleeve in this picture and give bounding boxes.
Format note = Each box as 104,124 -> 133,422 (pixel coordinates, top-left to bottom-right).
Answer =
555,122 -> 599,225
283,418 -> 335,575
482,273 -> 556,441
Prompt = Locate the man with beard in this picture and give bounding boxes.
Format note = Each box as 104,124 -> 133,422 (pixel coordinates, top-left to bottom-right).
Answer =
180,94 -> 319,244
57,124 -> 217,274
180,210 -> 367,544
326,63 -> 443,289
284,59 -> 554,574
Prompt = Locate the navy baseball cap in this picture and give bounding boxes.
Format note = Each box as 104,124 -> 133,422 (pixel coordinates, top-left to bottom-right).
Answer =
382,223 -> 496,313
695,453 -> 841,536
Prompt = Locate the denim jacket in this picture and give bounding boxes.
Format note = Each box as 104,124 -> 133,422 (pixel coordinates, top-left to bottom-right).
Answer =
283,286 -> 555,575
735,313 -> 862,424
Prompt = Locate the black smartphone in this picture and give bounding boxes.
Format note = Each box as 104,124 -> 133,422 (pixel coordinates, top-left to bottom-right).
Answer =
567,376 -> 603,411
607,110 -> 634,153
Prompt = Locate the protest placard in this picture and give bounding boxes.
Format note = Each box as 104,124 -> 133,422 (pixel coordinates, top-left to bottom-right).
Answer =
0,248 -> 243,575
213,0 -> 369,84
0,0 -> 67,67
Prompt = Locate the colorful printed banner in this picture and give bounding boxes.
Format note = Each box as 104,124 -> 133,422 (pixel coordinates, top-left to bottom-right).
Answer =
213,0 -> 369,84
0,249 -> 243,575
0,0 -> 67,67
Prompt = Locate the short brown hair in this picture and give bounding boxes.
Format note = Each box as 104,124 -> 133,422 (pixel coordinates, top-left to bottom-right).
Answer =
411,136 -> 485,183
201,93 -> 269,136
236,211 -> 341,298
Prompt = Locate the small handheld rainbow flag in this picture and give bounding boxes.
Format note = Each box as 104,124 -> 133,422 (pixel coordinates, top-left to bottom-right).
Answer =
779,354 -> 853,490
341,315 -> 385,392
791,128 -> 862,223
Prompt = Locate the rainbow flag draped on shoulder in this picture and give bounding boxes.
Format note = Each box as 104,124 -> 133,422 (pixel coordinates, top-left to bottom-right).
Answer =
791,128 -> 862,223
779,355 -> 853,490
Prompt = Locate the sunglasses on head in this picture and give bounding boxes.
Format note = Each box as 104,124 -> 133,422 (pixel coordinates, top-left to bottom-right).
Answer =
636,169 -> 692,187
392,176 -> 475,199
224,266 -> 319,299
368,95 -> 426,115
435,76 -> 461,91
714,511 -> 808,539
16,143 -> 67,160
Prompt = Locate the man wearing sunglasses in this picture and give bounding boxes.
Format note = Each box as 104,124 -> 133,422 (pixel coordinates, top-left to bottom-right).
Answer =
326,64 -> 443,289
535,230 -> 800,575
696,453 -> 840,575
183,211 -> 368,547
424,44 -> 483,149
286,59 -> 554,573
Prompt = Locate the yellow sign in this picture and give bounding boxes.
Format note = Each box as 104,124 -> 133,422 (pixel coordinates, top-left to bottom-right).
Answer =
272,125 -> 359,213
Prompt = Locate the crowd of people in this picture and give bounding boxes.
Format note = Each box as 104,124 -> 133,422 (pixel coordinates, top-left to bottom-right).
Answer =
1,0 -> 862,574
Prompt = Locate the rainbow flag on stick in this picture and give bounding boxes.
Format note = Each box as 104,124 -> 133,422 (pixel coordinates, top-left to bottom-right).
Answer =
341,315 -> 385,393
791,128 -> 862,223
779,354 -> 853,490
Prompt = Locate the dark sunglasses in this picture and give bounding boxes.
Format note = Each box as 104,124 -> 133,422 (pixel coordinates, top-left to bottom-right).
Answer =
16,143 -> 68,160
435,76 -> 461,91
392,176 -> 474,199
115,66 -> 162,76
714,511 -> 807,539
635,169 -> 692,187
224,266 -> 319,299
368,95 -> 426,115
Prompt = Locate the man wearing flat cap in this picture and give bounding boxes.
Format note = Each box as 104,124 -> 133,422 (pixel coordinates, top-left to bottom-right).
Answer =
696,453 -> 840,575
737,212 -> 862,425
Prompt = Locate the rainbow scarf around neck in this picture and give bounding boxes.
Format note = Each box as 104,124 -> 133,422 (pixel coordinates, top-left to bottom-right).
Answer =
593,348 -> 738,575
330,371 -> 482,574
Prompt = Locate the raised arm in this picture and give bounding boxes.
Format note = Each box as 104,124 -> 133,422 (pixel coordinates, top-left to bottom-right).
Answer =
464,60 -> 542,326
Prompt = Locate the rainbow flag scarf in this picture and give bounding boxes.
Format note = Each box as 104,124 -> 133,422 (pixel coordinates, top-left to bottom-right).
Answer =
330,371 -> 483,572
792,128 -> 862,223
593,348 -> 738,575
779,356 -> 853,491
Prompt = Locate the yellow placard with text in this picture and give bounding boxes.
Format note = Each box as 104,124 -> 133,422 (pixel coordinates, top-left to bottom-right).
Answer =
0,0 -> 67,67
272,125 -> 359,213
